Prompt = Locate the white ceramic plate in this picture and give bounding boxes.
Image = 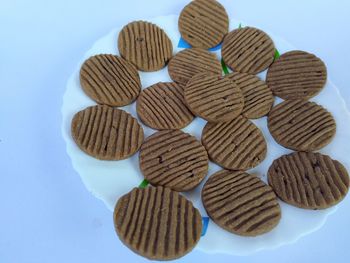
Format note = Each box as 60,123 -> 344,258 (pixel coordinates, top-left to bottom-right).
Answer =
61,15 -> 350,255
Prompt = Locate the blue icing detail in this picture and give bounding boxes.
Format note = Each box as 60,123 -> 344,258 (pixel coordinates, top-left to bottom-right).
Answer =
201,217 -> 209,236
177,37 -> 222,51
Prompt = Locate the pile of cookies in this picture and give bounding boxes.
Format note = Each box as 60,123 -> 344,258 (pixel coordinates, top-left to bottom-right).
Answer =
71,0 -> 349,260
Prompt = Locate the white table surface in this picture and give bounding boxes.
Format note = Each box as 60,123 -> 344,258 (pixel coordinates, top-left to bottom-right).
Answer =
1,0 -> 350,262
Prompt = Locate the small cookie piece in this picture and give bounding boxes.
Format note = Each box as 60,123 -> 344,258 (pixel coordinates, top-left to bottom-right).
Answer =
202,170 -> 281,236
118,21 -> 173,71
137,82 -> 194,130
139,130 -> 208,191
184,73 -> 244,122
80,54 -> 141,106
114,186 -> 202,260
266,50 -> 327,100
222,27 -> 275,74
71,105 -> 144,160
202,116 -> 267,170
227,72 -> 274,119
268,100 -> 336,151
268,152 -> 349,209
168,48 -> 222,85
178,0 -> 229,49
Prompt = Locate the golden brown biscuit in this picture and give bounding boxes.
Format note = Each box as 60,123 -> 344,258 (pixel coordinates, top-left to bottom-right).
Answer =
268,100 -> 336,151
268,152 -> 349,209
178,0 -> 229,49
202,170 -> 281,236
114,186 -> 202,260
80,54 -> 141,106
266,50 -> 327,100
71,105 -> 143,160
118,21 -> 173,71
222,27 -> 275,74
139,130 -> 208,191
137,82 -> 194,130
202,116 -> 267,170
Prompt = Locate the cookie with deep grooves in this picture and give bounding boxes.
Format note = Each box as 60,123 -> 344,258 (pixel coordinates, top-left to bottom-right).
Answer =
268,100 -> 336,151
202,170 -> 281,236
71,105 -> 144,160
268,152 -> 349,209
178,0 -> 229,49
266,50 -> 327,100
118,21 -> 173,72
227,72 -> 274,119
184,73 -> 244,122
139,130 -> 208,191
80,54 -> 141,106
136,82 -> 194,130
202,116 -> 267,170
168,48 -> 222,85
222,27 -> 275,74
114,186 -> 202,260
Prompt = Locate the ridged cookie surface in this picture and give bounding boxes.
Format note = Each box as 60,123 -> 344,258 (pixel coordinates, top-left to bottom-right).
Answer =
268,100 -> 336,151
184,73 -> 244,122
168,48 -> 222,85
139,130 -> 208,191
202,170 -> 281,236
227,72 -> 274,119
267,50 -> 327,100
80,54 -> 141,106
137,82 -> 194,130
222,27 -> 275,74
268,152 -> 349,209
202,116 -> 267,170
118,21 -> 173,71
114,186 -> 202,260
178,0 -> 229,49
71,105 -> 143,160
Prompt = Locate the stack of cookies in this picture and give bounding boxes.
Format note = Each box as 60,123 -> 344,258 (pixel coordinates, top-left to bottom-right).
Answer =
70,0 -> 349,260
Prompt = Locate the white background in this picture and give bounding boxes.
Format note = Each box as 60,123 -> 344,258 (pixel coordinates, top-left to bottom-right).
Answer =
1,0 -> 350,262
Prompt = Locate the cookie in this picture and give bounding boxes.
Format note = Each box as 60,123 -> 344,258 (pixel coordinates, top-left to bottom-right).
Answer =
139,130 -> 208,191
202,170 -> 281,236
268,100 -> 336,151
71,105 -> 144,160
227,72 -> 274,119
80,54 -> 141,106
266,50 -> 327,100
168,48 -> 222,85
268,152 -> 349,209
202,115 -> 267,170
178,0 -> 229,49
136,82 -> 194,130
222,27 -> 275,74
114,186 -> 202,260
118,21 -> 173,72
184,73 -> 244,122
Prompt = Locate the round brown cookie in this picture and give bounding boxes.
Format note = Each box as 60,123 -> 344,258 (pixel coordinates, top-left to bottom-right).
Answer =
268,152 -> 349,209
114,186 -> 202,260
71,105 -> 144,160
202,115 -> 267,170
178,0 -> 229,49
168,48 -> 222,85
80,54 -> 141,107
222,27 -> 275,74
136,82 -> 194,130
202,170 -> 281,236
118,21 -> 173,72
266,50 -> 327,100
227,72 -> 274,119
139,130 -> 208,191
184,73 -> 244,122
268,100 -> 336,151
